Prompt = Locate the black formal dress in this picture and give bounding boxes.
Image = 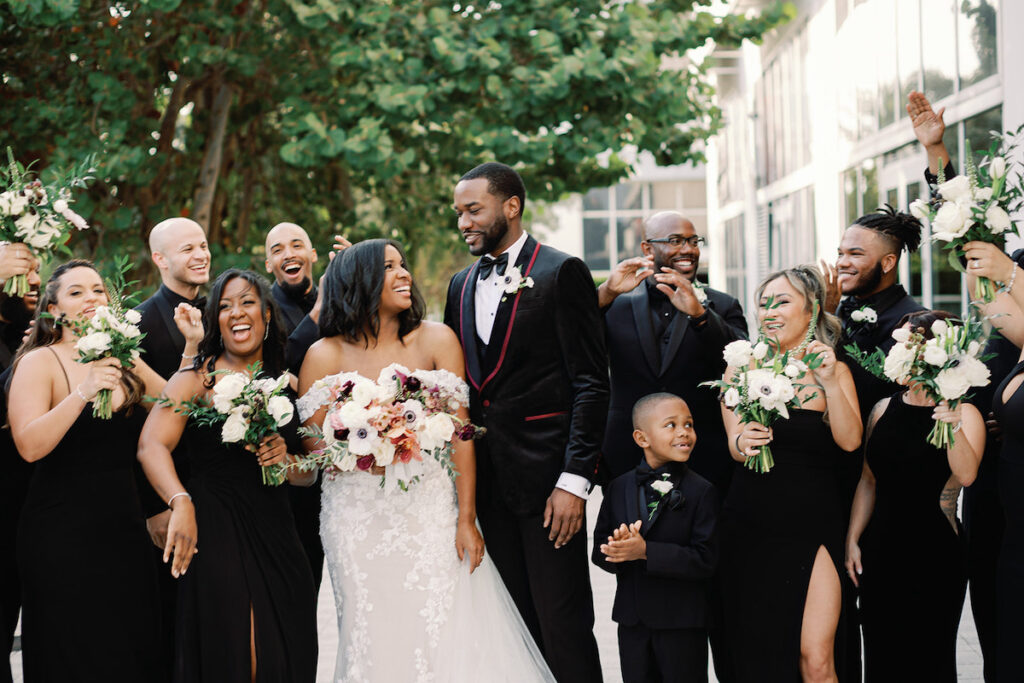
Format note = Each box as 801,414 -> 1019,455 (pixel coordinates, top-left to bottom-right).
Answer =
271,282 -> 324,590
992,359 -> 1024,683
136,283 -> 205,679
444,234 -> 608,683
0,320 -> 31,683
174,393 -> 317,683
593,461 -> 718,683
17,376 -> 161,680
602,279 -> 747,488
858,394 -> 966,682
719,409 -> 848,682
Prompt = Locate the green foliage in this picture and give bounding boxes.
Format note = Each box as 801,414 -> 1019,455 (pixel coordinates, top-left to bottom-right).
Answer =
1,0 -> 789,297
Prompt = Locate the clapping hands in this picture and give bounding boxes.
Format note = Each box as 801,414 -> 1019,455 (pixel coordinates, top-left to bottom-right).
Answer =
600,520 -> 646,563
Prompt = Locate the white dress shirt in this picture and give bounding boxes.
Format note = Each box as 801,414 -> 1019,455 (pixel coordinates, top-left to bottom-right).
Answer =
472,232 -> 590,500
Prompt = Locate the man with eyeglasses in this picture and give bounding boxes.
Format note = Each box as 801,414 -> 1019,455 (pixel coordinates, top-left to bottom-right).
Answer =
596,211 -> 745,681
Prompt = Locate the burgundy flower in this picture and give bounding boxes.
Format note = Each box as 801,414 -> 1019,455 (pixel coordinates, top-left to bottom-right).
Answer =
333,428 -> 350,441
356,455 -> 375,471
404,376 -> 421,392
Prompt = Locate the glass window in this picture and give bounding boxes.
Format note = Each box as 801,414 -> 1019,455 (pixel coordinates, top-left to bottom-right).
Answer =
905,182 -> 924,299
615,183 -> 642,211
932,241 -> 962,315
958,0 -> 998,89
843,168 -> 859,227
860,160 -> 878,216
921,0 -> 957,102
724,215 -> 746,303
681,181 -> 705,210
876,2 -> 898,129
583,217 -> 610,271
651,182 -> 678,210
689,214 -> 708,238
583,187 -> 608,211
616,216 -> 644,260
964,105 -> 1003,170
897,0 -> 922,106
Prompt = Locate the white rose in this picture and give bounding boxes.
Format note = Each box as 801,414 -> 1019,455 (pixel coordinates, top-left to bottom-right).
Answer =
784,360 -> 806,378
419,413 -> 455,452
937,175 -> 973,203
883,343 -> 917,382
909,198 -> 930,220
931,320 -> 949,337
221,406 -> 250,443
892,327 -> 912,343
922,343 -> 948,367
974,187 -> 994,202
990,156 -> 1007,180
723,387 -> 740,408
958,355 -> 991,387
967,340 -> 981,357
985,205 -> 1012,234
934,367 -> 972,401
650,479 -> 673,495
267,395 -> 294,427
723,340 -> 753,368
76,331 -> 112,356
850,309 -> 866,322
124,309 -> 142,324
752,341 -> 770,361
14,212 -> 39,237
0,191 -> 27,216
213,373 -> 248,402
121,323 -> 142,339
212,394 -> 235,414
351,378 -> 383,407
336,400 -> 372,428
862,308 -> 878,323
931,201 -> 969,242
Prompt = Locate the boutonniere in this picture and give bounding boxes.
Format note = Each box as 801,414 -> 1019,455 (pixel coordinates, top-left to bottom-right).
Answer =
691,279 -> 708,305
849,305 -> 878,324
648,474 -> 674,520
500,265 -> 535,300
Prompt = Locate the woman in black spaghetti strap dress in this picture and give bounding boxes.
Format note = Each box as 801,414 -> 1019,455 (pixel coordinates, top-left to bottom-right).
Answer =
719,267 -> 862,683
846,311 -> 984,682
139,270 -> 317,683
10,261 -> 196,681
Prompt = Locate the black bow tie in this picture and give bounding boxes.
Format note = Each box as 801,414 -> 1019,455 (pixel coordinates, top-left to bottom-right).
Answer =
478,253 -> 510,280
635,464 -> 667,487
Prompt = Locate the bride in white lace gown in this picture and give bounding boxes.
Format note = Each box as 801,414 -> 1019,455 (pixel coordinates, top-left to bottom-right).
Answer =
297,239 -> 554,683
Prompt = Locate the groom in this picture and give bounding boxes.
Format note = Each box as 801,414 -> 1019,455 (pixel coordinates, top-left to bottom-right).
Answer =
444,162 -> 608,682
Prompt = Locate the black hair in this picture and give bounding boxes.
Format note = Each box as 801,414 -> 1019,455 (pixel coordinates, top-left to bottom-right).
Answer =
853,204 -> 923,254
195,269 -> 286,387
896,309 -> 960,340
13,259 -> 145,412
459,162 -> 526,209
318,239 -> 425,347
632,392 -> 686,430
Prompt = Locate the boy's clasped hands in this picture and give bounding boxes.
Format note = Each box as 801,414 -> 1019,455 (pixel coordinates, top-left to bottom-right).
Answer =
600,520 -> 647,563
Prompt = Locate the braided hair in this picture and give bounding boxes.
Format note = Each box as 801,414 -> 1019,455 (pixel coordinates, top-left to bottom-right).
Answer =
853,204 -> 923,254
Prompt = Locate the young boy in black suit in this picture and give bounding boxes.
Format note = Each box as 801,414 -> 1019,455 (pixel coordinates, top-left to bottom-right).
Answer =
593,392 -> 719,683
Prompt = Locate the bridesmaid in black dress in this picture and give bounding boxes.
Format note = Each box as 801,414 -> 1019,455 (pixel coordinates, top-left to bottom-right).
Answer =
9,260 -> 196,681
720,266 -> 862,683
846,311 -> 984,682
139,269 -> 317,683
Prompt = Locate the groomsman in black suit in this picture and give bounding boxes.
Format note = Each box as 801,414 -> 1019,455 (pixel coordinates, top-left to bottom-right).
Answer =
597,211 -> 746,487
444,162 -> 608,682
264,221 -> 325,588
135,216 -> 210,680
0,247 -> 40,683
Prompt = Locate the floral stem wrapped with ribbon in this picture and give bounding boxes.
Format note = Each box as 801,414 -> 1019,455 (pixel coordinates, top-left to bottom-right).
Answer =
913,125 -> 1024,303
294,363 -> 484,494
0,148 -> 94,296
702,300 -> 823,473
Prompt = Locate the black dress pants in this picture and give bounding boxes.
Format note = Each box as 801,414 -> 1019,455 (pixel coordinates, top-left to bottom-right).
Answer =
618,623 -> 707,683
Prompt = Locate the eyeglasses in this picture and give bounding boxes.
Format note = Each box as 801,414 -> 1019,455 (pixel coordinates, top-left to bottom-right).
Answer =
644,235 -> 706,248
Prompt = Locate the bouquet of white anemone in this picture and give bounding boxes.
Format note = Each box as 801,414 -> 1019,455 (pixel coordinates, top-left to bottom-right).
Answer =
161,363 -> 295,485
911,125 -> 1024,303
0,148 -> 94,296
294,363 -> 484,494
846,316 -> 991,449
701,301 -> 824,474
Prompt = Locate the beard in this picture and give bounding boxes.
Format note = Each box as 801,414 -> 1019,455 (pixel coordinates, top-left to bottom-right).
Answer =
279,275 -> 312,299
471,213 -> 510,257
844,261 -> 884,298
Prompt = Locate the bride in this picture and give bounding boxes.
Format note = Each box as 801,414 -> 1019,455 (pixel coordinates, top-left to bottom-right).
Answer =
297,239 -> 554,682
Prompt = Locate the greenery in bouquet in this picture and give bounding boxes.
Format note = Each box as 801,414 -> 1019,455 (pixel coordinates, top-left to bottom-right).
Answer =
160,362 -> 295,486
0,148 -> 95,296
295,364 -> 484,494
912,124 -> 1024,303
845,315 -> 991,449
701,300 -> 823,474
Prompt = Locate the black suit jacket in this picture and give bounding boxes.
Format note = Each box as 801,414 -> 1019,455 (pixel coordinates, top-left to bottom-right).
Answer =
272,282 -> 316,336
443,235 -> 609,517
136,284 -> 202,381
592,464 -> 718,629
603,286 -> 747,487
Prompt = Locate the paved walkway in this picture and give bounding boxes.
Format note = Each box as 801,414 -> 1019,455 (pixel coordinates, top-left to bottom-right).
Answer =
8,488 -> 987,681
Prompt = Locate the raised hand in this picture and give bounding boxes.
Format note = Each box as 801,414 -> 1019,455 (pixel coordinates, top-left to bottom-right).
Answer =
819,259 -> 841,313
0,242 -> 35,282
597,256 -> 655,307
806,340 -> 839,384
654,267 -> 705,317
907,90 -> 946,149
173,303 -> 204,347
543,487 -> 585,549
332,234 -> 352,256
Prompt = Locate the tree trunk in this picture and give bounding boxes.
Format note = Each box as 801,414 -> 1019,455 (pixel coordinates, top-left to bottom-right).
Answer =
192,79 -> 233,231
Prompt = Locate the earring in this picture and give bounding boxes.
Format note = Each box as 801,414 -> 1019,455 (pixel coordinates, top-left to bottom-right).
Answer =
264,326 -> 269,341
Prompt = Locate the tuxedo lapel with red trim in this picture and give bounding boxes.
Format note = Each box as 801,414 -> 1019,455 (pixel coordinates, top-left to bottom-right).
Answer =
456,260 -> 484,390
482,235 -> 538,376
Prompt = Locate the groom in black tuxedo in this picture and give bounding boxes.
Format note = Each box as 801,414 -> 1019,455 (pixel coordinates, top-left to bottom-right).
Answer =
444,162 -> 608,682
135,216 -> 210,681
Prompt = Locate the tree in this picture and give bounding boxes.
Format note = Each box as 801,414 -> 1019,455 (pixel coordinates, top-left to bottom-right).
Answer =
0,0 -> 792,299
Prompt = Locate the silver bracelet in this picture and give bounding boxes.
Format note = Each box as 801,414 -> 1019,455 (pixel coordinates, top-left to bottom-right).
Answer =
181,352 -> 196,361
952,422 -> 962,435
75,386 -> 90,403
1005,264 -> 1018,294
167,491 -> 192,509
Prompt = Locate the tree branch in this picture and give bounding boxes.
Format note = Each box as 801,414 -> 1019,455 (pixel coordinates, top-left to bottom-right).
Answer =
191,79 -> 233,230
